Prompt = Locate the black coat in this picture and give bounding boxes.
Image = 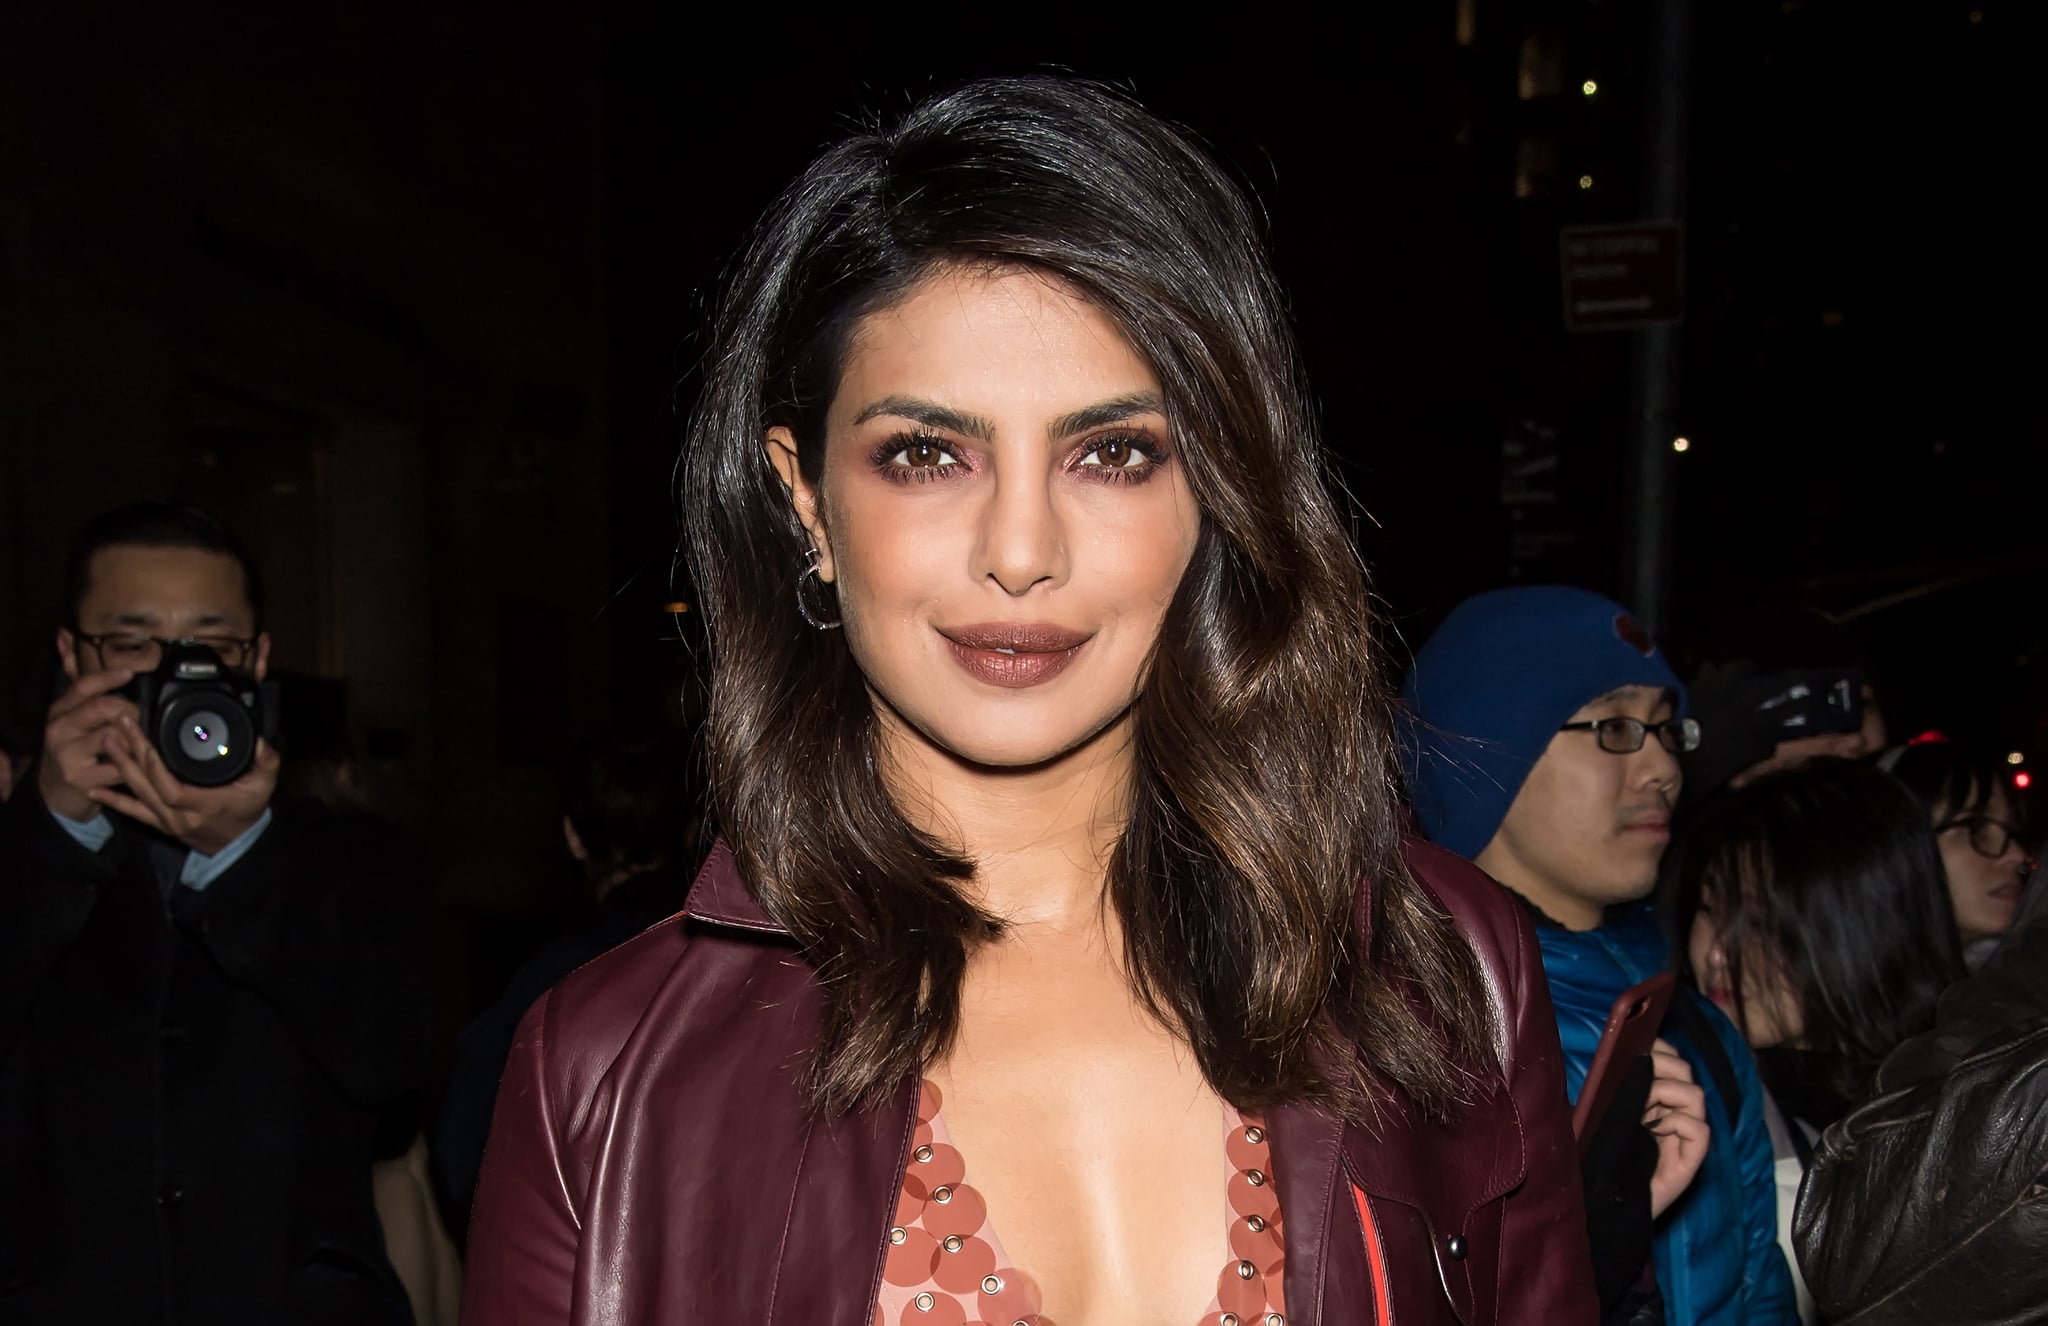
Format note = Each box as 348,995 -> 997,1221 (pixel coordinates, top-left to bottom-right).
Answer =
0,775 -> 429,1325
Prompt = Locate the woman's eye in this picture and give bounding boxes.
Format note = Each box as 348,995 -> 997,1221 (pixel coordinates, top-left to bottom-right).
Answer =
890,440 -> 956,469
1078,436 -> 1150,469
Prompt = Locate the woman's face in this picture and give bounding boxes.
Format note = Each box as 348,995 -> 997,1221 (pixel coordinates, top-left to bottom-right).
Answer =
1688,891 -> 1803,1049
1934,783 -> 2027,947
766,266 -> 1202,772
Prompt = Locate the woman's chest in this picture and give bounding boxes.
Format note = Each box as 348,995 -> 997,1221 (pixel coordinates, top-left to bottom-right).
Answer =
880,1076 -> 1287,1326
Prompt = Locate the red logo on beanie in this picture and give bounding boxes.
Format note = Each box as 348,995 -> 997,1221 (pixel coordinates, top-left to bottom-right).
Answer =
1614,613 -> 1656,657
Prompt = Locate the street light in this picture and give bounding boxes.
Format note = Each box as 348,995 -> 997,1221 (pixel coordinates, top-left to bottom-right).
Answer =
1671,436 -> 1691,453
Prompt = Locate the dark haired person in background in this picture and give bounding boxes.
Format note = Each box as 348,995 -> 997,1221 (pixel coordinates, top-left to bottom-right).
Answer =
432,728 -> 697,1245
1881,739 -> 2031,967
464,77 -> 1597,1324
1405,585 -> 1794,1326
0,502 -> 428,1325
1670,756 -> 1966,1323
1794,854 -> 2048,1324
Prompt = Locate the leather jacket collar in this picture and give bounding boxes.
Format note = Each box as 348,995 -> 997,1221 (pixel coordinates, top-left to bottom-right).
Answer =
460,840 -> 1598,1324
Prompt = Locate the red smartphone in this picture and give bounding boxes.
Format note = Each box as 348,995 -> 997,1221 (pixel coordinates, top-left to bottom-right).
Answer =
1571,970 -> 1676,1156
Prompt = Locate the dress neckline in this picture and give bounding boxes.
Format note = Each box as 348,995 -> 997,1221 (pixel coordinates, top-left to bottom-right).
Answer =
873,1078 -> 1288,1326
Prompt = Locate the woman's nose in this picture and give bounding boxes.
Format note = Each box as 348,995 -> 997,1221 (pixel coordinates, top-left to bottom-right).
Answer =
977,465 -> 1066,595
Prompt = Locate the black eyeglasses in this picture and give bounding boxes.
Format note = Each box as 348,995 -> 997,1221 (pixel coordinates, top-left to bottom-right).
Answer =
76,632 -> 257,670
1934,814 -> 2024,860
1558,715 -> 1702,755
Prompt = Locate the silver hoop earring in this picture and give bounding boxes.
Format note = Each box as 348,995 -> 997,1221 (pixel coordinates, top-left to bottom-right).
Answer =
795,547 -> 842,630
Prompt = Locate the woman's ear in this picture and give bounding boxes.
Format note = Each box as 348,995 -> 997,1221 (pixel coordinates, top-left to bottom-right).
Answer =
763,426 -> 836,583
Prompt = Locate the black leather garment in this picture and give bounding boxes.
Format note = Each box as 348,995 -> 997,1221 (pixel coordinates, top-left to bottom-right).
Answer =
1793,885 -> 2048,1325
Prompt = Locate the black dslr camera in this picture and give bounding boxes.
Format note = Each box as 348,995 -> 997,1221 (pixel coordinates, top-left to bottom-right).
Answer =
117,643 -> 279,787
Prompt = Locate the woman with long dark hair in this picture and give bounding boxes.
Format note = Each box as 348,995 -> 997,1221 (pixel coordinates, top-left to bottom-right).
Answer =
463,78 -> 1596,1325
1882,739 -> 2032,967
1670,756 -> 1966,1322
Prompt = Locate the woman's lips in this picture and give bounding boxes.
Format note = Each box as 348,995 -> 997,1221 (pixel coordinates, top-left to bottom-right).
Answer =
1704,986 -> 1734,1009
940,623 -> 1091,689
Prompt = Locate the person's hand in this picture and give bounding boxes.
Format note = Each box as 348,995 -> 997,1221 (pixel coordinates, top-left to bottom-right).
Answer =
1644,1038 -> 1711,1219
36,667 -> 140,823
91,714 -> 280,856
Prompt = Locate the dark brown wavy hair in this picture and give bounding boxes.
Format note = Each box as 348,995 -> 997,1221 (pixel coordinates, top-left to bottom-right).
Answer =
681,77 -> 1487,1118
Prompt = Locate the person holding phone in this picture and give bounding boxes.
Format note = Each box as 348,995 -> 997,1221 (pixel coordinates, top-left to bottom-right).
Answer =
1403,586 -> 1796,1326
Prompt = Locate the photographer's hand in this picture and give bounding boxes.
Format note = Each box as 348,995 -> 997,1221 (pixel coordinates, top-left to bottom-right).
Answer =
37,667 -> 139,823
94,715 -> 280,856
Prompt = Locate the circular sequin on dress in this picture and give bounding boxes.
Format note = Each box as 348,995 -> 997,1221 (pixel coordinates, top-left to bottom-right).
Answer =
874,1080 -> 1287,1326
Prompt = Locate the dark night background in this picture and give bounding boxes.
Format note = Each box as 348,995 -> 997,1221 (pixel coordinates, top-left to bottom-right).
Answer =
3,2 -> 2041,1010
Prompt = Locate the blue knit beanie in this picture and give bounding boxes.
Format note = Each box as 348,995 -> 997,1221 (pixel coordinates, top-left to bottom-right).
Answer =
1400,585 -> 1685,861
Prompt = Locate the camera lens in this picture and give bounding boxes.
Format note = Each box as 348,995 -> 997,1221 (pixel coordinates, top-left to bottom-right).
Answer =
178,710 -> 232,764
158,693 -> 256,787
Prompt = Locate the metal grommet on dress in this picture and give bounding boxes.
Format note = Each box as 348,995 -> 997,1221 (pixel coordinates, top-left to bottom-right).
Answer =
879,1078 -> 1287,1325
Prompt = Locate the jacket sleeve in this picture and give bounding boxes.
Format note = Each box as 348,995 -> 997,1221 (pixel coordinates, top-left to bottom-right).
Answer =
1716,1014 -> 1801,1324
461,991 -> 582,1325
0,774 -> 119,1044
169,801 -> 429,1107
1495,897 -> 1604,1325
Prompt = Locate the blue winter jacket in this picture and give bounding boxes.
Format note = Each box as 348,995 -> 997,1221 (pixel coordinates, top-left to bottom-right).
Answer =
1537,900 -> 1798,1326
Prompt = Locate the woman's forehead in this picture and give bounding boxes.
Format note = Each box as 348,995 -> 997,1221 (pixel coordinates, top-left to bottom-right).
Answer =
833,268 -> 1158,416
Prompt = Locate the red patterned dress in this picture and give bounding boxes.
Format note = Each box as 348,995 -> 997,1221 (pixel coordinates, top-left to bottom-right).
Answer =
875,1080 -> 1289,1326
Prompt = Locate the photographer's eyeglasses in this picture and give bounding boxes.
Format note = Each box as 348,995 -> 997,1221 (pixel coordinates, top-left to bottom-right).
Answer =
1934,814 -> 2024,860
1557,715 -> 1702,755
76,632 -> 257,670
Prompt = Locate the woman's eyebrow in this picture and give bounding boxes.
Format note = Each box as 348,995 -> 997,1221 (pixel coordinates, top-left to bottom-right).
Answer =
849,392 -> 1166,443
1047,391 -> 1166,440
850,396 -> 997,440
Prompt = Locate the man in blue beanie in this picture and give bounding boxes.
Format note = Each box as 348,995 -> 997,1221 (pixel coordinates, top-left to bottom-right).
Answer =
1403,585 -> 1797,1326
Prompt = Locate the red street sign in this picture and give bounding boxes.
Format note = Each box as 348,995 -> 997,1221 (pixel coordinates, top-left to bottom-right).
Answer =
1560,223 -> 1684,331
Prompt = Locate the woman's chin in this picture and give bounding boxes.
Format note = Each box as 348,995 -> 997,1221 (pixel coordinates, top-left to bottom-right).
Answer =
888,705 -> 1133,776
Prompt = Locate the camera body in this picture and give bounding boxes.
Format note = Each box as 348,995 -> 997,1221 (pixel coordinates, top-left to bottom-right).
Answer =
117,643 -> 279,787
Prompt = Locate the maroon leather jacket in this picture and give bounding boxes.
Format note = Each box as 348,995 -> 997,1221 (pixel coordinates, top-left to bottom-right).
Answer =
462,838 -> 1597,1324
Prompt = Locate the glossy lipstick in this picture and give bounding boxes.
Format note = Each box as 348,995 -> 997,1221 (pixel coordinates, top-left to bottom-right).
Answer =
940,623 -> 1090,689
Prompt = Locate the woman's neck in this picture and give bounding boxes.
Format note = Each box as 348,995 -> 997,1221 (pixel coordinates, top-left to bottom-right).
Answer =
876,705 -> 1136,932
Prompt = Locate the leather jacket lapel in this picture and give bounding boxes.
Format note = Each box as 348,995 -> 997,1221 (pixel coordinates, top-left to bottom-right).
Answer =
1271,1099 -> 1404,1326
767,1077 -> 920,1326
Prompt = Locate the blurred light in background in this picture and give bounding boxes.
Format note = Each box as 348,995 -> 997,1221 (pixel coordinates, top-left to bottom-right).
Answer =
1582,80 -> 1599,96
1672,436 -> 1692,453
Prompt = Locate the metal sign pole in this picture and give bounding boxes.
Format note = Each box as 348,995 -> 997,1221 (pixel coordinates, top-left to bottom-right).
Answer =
1623,0 -> 1695,634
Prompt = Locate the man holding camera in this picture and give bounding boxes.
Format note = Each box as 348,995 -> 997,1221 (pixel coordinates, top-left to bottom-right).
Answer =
1,504 -> 426,1325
